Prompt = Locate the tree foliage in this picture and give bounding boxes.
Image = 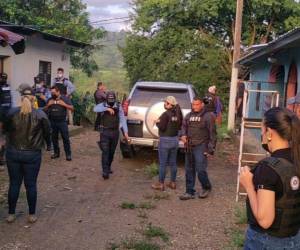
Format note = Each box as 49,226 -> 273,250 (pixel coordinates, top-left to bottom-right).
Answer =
122,0 -> 300,104
0,0 -> 104,76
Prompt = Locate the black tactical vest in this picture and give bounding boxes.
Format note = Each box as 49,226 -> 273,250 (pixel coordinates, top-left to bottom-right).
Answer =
0,84 -> 11,107
247,157 -> 300,238
100,104 -> 119,130
187,111 -> 209,146
159,110 -> 179,137
48,102 -> 67,121
204,93 -> 216,113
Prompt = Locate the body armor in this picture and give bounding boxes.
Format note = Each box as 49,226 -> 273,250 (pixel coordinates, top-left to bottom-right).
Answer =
187,111 -> 209,146
100,103 -> 120,130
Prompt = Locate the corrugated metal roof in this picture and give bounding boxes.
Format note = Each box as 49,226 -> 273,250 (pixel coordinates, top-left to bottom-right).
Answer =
237,27 -> 300,66
0,20 -> 91,48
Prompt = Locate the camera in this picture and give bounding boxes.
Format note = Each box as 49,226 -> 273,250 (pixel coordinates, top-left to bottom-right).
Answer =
0,73 -> 8,85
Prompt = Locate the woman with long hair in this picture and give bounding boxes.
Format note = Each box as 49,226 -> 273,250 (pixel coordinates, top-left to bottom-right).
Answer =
240,107 -> 300,249
4,85 -> 51,223
152,96 -> 183,191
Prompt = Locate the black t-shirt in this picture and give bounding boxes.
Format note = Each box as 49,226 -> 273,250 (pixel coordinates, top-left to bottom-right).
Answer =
252,148 -> 293,199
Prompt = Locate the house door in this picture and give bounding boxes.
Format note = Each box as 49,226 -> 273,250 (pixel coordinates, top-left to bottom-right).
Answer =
286,63 -> 298,110
39,61 -> 51,87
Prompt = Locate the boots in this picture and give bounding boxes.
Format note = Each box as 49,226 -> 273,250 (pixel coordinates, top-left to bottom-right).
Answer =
151,182 -> 165,191
166,181 -> 176,190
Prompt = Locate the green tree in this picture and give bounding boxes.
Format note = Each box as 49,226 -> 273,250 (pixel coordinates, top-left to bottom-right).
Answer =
0,0 -> 105,76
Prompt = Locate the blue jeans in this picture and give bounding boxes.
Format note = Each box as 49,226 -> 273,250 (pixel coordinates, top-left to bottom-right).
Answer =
51,120 -> 71,156
99,129 -> 119,175
6,147 -> 42,215
244,226 -> 300,250
185,143 -> 211,195
158,136 -> 178,183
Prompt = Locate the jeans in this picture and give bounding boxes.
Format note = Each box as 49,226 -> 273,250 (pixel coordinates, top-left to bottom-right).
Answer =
244,226 -> 300,250
99,129 -> 119,175
51,120 -> 71,156
6,147 -> 42,215
185,143 -> 211,195
158,136 -> 178,183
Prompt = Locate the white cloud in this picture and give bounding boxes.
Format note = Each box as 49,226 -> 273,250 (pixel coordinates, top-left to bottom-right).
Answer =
82,0 -> 133,31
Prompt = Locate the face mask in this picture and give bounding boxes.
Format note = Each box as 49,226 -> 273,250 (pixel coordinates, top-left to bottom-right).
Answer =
57,73 -> 63,78
36,84 -> 41,89
107,101 -> 115,107
261,135 -> 270,153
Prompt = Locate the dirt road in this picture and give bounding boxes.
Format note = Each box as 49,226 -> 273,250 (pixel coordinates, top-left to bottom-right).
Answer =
0,130 -> 240,250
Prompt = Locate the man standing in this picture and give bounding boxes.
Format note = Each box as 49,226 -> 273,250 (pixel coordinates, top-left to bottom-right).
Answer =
93,91 -> 129,180
204,85 -> 223,125
94,81 -> 106,131
180,97 -> 217,200
53,68 -> 75,97
44,86 -> 73,161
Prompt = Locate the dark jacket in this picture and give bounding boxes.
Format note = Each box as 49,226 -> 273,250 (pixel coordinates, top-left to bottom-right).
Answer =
181,109 -> 217,153
4,107 -> 51,151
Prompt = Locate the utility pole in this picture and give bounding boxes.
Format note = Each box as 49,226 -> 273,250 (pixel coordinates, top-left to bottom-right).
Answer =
227,0 -> 244,131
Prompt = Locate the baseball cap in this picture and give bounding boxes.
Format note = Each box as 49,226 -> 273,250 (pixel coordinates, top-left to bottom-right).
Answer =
164,96 -> 177,105
17,83 -> 33,96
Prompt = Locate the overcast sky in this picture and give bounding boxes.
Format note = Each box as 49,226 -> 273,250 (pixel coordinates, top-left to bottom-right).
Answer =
82,0 -> 133,32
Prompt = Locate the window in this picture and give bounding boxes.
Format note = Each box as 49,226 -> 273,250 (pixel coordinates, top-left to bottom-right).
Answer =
39,61 -> 51,86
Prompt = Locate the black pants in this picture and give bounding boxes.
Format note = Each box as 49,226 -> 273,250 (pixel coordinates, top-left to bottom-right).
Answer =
94,113 -> 101,131
99,129 -> 119,175
6,147 -> 42,215
51,120 -> 71,156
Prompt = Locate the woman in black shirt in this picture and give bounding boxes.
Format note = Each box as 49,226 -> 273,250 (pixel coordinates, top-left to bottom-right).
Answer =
240,107 -> 300,249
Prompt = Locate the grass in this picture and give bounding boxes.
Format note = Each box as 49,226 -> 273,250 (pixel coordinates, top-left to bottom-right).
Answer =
143,224 -> 169,242
121,202 -> 136,209
234,205 -> 247,225
230,229 -> 245,248
138,202 -> 156,210
144,163 -> 159,178
122,239 -> 161,250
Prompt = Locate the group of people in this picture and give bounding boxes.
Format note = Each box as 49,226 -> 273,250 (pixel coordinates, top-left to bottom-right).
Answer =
1,74 -> 300,249
0,67 -> 75,224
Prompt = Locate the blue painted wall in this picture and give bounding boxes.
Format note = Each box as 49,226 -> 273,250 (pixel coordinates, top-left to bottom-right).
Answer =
245,46 -> 300,118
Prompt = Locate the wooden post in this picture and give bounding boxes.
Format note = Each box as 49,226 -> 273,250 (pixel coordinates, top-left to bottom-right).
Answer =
227,0 -> 244,131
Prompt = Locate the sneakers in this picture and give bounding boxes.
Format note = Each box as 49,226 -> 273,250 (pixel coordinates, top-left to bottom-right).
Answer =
166,182 -> 176,190
6,214 -> 16,223
151,182 -> 165,191
28,214 -> 38,223
66,155 -> 72,161
198,189 -> 211,199
102,174 -> 109,180
179,193 -> 195,200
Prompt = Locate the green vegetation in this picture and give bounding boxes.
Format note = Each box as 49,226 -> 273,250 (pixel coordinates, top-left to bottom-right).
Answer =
138,202 -> 156,210
121,202 -> 136,210
143,224 -> 169,242
143,192 -> 170,201
122,238 -> 161,250
0,0 -> 104,75
234,205 -> 247,225
144,163 -> 159,178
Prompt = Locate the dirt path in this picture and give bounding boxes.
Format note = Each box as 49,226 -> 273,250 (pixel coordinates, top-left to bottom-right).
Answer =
0,130 -> 240,250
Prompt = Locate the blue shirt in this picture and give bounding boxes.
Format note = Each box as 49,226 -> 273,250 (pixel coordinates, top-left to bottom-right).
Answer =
93,102 -> 128,134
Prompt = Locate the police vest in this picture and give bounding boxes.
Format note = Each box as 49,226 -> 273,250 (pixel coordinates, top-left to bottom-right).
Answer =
187,111 -> 209,146
204,93 -> 216,113
0,84 -> 11,107
247,157 -> 300,238
159,110 -> 180,137
100,104 -> 120,130
48,101 -> 67,121
55,78 -> 68,95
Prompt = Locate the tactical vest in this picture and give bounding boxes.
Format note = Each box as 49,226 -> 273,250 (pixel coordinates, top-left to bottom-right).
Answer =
55,78 -> 68,95
159,110 -> 179,137
247,157 -> 300,238
48,101 -> 67,121
0,84 -> 11,107
205,93 -> 216,113
187,111 -> 209,146
100,104 -> 119,130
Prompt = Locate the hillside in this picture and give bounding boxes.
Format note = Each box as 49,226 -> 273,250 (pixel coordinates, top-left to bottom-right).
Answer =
71,31 -> 129,95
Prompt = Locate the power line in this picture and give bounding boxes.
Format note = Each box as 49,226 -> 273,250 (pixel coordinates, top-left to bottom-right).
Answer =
90,16 -> 131,24
93,19 -> 132,25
